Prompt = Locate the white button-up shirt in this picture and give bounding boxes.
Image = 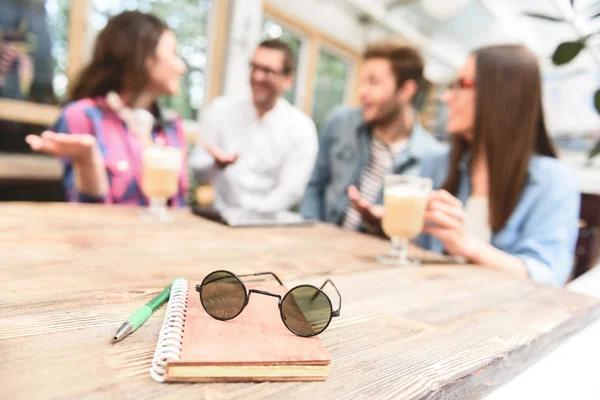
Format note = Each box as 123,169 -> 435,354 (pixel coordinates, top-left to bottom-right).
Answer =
189,96 -> 318,213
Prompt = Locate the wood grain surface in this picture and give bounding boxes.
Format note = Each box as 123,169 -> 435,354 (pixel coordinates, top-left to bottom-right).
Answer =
1,203 -> 598,399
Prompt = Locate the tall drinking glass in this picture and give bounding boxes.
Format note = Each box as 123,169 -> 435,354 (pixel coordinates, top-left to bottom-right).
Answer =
141,145 -> 182,221
378,175 -> 432,266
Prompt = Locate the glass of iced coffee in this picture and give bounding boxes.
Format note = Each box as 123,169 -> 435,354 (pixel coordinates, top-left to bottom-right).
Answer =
141,145 -> 182,221
378,175 -> 432,266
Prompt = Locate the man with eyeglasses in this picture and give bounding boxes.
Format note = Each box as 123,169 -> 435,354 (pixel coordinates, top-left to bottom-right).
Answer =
190,39 -> 317,213
300,38 -> 443,234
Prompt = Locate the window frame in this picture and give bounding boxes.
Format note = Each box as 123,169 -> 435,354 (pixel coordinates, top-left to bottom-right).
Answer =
0,0 -> 227,128
263,3 -> 361,116
0,0 -> 91,126
261,16 -> 310,107
315,42 -> 356,108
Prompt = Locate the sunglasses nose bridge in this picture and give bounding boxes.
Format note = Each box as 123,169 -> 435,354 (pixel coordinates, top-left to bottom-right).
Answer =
248,288 -> 282,299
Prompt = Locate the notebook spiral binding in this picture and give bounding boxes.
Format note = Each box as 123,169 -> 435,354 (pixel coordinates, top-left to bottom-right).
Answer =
149,278 -> 189,383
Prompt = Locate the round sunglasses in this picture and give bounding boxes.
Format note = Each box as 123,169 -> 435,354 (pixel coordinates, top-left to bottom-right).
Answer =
195,270 -> 341,337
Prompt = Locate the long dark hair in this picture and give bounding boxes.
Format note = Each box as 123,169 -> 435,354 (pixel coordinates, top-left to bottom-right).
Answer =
67,11 -> 168,103
443,45 -> 557,232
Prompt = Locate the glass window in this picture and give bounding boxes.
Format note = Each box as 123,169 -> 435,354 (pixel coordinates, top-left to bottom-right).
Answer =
0,0 -> 65,152
46,0 -> 69,101
0,0 -> 60,105
312,48 -> 349,132
90,0 -> 211,120
261,19 -> 302,106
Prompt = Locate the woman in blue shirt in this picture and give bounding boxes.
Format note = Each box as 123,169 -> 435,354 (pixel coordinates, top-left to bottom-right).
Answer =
415,45 -> 580,286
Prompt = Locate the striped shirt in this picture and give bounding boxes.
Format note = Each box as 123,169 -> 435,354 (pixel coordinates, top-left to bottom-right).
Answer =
53,96 -> 188,206
342,137 -> 407,230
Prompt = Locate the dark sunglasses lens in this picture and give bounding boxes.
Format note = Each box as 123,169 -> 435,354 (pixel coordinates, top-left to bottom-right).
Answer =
200,271 -> 246,320
281,286 -> 332,336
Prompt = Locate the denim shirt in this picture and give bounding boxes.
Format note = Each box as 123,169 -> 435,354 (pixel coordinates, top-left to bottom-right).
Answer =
414,150 -> 581,287
300,107 -> 444,226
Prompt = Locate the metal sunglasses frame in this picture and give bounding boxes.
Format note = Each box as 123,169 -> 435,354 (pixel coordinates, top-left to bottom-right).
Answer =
195,270 -> 341,337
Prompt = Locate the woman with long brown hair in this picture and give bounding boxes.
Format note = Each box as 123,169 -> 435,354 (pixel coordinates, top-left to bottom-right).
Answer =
416,45 -> 580,286
25,11 -> 188,205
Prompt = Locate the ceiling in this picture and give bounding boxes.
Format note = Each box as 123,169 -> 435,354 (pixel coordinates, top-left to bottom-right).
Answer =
338,0 -> 600,81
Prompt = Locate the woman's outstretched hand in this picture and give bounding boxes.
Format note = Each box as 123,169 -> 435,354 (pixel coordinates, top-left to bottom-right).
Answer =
26,131 -> 108,197
26,131 -> 97,161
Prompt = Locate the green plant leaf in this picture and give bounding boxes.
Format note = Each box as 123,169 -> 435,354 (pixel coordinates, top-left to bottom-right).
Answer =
595,88 -> 600,114
552,41 -> 585,65
521,12 -> 566,22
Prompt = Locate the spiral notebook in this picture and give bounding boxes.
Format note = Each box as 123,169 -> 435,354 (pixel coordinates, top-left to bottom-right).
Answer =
150,279 -> 331,383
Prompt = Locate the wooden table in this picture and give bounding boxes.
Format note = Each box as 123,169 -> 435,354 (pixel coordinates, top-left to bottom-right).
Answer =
487,267 -> 600,399
1,203 -> 599,399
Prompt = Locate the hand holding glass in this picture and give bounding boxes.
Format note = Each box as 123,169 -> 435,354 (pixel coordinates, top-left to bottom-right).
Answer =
378,175 -> 432,266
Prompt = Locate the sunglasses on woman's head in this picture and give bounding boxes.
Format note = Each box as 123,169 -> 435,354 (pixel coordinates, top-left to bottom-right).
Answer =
449,77 -> 476,91
195,270 -> 341,337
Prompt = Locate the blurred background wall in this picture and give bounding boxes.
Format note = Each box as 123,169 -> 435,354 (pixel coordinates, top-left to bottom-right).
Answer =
1,0 -> 599,201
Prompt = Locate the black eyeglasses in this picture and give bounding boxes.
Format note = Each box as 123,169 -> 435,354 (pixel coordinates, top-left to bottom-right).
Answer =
449,77 -> 476,91
248,62 -> 287,78
195,270 -> 341,337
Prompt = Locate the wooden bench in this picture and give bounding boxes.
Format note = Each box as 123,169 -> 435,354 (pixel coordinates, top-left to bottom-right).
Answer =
0,153 -> 64,201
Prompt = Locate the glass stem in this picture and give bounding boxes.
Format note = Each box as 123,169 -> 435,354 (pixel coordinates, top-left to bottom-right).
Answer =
391,236 -> 409,265
149,197 -> 167,216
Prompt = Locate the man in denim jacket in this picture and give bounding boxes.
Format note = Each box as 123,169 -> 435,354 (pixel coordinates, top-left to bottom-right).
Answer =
301,39 -> 443,232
